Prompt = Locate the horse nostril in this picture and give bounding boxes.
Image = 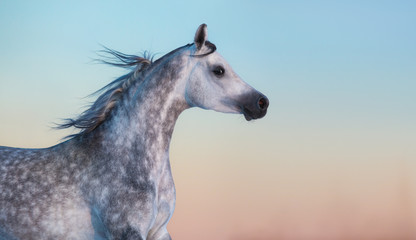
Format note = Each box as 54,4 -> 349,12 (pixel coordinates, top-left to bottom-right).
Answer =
257,96 -> 269,110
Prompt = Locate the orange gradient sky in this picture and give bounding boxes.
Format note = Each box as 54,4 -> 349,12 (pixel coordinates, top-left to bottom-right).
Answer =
1,1 -> 415,239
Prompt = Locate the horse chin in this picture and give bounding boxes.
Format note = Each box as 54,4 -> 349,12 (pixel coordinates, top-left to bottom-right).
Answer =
244,113 -> 253,121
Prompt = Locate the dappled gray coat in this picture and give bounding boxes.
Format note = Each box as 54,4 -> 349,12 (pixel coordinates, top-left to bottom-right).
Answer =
0,24 -> 268,240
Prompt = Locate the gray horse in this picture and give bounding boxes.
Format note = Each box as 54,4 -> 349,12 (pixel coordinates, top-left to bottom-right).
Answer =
0,24 -> 268,240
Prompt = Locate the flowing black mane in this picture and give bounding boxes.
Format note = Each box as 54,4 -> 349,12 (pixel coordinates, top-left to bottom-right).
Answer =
57,42 -> 217,139
57,47 -> 154,137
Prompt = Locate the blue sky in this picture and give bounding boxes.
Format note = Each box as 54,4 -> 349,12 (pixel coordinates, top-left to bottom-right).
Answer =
1,1 -> 414,132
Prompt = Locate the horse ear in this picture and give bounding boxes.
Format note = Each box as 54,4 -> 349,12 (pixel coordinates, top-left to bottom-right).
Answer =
194,24 -> 207,50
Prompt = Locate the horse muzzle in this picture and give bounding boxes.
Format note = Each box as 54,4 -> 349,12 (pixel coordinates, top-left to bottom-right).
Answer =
242,93 -> 269,121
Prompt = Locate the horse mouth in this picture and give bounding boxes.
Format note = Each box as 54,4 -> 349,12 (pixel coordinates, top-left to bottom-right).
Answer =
243,107 -> 253,121
243,107 -> 267,121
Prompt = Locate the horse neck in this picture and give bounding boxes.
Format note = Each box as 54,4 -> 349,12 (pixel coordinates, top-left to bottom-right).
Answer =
91,51 -> 190,165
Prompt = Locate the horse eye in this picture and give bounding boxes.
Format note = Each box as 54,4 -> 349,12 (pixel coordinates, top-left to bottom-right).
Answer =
212,66 -> 225,77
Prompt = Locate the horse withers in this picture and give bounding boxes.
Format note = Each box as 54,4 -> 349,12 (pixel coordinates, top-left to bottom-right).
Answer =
0,24 -> 269,240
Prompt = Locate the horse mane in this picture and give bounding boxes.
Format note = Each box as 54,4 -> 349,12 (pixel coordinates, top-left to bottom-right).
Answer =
57,42 -> 216,139
57,47 -> 154,138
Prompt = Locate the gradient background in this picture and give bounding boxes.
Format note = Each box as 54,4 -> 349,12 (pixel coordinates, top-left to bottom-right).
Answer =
1,1 -> 415,239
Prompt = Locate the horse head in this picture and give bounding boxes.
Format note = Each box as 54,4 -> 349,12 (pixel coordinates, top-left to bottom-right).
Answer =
184,24 -> 269,121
